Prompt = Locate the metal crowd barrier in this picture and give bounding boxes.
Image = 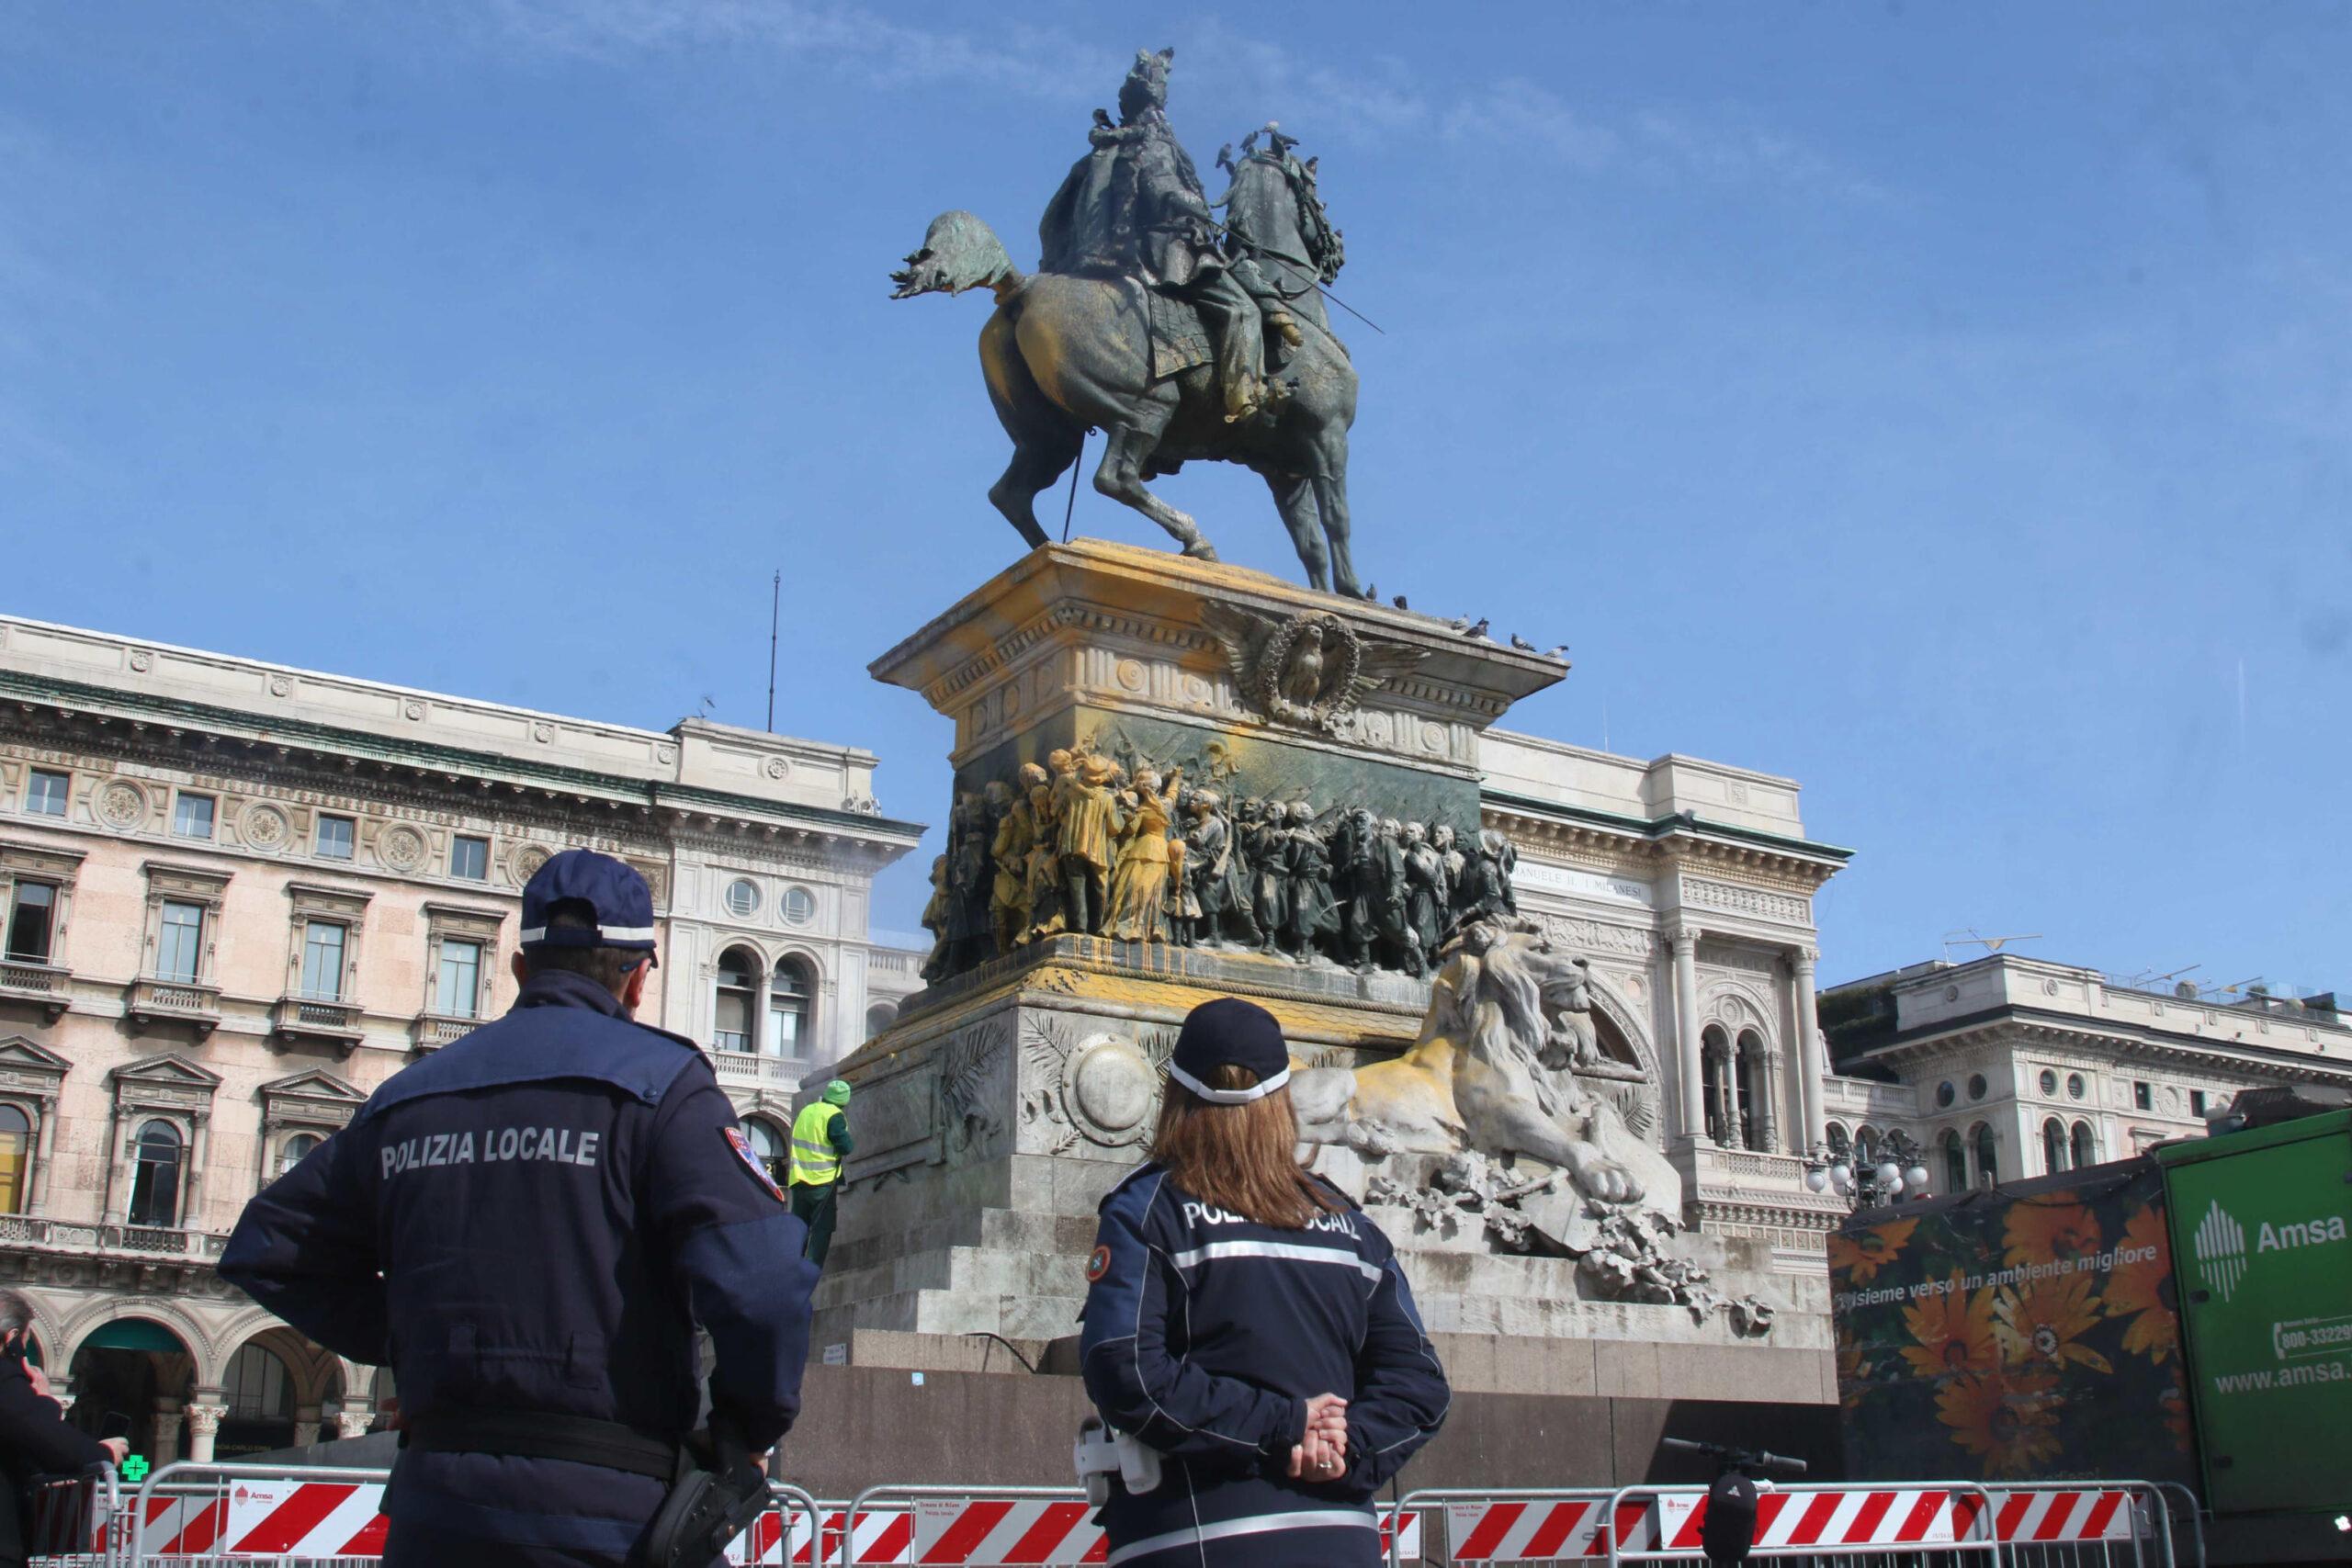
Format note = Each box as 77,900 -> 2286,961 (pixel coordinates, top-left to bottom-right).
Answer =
1383,1478 -> 2197,1568
25,1461 -> 118,1568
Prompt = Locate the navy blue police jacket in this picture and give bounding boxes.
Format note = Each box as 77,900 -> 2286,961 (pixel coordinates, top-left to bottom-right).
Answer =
1078,1164 -> 1450,1568
218,970 -> 819,1564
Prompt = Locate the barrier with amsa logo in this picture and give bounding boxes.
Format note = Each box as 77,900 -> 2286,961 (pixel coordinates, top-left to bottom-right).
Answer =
2157,1107 -> 2352,1517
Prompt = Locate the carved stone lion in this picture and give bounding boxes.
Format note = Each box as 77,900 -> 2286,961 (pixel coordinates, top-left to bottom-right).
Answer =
1292,919 -> 1675,1209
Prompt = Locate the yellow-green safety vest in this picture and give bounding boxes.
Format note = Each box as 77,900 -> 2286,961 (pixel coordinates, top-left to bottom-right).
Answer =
789,1101 -> 844,1187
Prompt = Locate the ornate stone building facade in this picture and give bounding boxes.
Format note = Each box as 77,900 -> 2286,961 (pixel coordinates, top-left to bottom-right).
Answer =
0,615 -> 922,1460
1480,733 -> 1853,1251
1819,953 -> 2352,1192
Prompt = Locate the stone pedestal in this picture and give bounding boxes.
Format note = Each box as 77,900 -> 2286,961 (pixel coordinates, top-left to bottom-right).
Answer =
820,541 -> 1815,1358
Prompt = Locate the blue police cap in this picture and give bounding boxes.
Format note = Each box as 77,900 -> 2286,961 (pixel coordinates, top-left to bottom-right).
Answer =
1168,997 -> 1290,1103
521,849 -> 660,963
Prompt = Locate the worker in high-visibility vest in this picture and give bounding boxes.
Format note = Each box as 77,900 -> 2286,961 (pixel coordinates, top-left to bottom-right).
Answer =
788,1080 -> 855,1267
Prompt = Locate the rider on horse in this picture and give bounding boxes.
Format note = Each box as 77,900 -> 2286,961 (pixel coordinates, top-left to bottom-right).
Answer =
1038,48 -> 1301,423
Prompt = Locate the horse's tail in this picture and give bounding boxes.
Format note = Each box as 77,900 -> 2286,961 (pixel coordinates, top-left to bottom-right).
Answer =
890,210 -> 1027,301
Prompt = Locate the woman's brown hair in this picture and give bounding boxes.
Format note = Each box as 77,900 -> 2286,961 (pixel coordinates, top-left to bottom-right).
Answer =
1150,1064 -> 1343,1228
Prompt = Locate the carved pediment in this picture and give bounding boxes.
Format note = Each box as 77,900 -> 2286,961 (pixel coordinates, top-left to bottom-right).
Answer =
0,1036 -> 70,1080
258,1068 -> 365,1106
110,1052 -> 223,1093
0,841 -> 85,880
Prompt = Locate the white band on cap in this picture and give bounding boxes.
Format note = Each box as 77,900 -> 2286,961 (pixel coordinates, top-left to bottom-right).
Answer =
520,924 -> 658,944
1167,1061 -> 1291,1104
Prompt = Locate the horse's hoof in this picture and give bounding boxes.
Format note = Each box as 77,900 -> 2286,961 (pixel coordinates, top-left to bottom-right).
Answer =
1184,541 -> 1220,562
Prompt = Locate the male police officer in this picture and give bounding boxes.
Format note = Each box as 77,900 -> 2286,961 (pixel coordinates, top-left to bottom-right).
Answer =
220,850 -> 819,1568
786,1081 -> 853,1267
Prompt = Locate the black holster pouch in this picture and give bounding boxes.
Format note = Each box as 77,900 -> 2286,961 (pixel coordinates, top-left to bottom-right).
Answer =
639,1416 -> 767,1568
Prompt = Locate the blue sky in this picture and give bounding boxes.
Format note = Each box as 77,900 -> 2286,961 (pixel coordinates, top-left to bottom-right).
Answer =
5,3 -> 2346,991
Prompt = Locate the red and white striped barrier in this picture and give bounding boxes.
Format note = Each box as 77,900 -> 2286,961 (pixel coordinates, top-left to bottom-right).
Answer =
1990,1489 -> 2138,1545
725,1506 -> 910,1565
1653,1489 -> 1993,1555
1444,1498 -> 1648,1562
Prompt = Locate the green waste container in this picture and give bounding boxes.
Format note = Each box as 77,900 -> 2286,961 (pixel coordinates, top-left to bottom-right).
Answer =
2154,1107 -> 2352,1517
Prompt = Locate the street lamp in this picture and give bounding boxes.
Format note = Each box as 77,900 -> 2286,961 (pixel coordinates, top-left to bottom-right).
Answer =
1804,1129 -> 1928,1211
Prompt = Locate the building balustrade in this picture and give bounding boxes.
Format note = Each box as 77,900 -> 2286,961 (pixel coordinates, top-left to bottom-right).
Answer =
0,957 -> 72,1022
410,1012 -> 478,1052
710,1050 -> 811,1089
0,1214 -> 226,1262
270,994 -> 365,1052
124,976 -> 222,1039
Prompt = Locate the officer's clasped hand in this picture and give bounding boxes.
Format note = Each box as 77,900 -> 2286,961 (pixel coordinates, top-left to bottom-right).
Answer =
1285,1393 -> 1349,1481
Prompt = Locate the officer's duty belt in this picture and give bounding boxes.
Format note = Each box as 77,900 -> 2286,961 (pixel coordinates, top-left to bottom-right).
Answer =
403,1408 -> 683,1481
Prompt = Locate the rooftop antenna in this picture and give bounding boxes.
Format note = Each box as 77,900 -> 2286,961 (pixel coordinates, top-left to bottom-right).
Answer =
2210,974 -> 2265,999
765,570 -> 780,733
1941,929 -> 2042,961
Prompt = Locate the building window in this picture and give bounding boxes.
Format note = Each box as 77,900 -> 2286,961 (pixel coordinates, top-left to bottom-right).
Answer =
1825,1122 -> 1850,1158
300,923 -> 348,1001
278,1132 -> 322,1178
128,1120 -> 183,1227
314,815 -> 356,861
770,958 -> 814,1061
2038,1069 -> 2058,1096
0,1104 -> 31,1214
2132,1080 -> 2153,1111
1971,1123 -> 1998,1188
1934,1080 -> 1955,1109
1967,1073 -> 1988,1100
157,900 -> 206,983
2189,1089 -> 2208,1118
724,880 -> 762,919
5,883 -> 56,963
713,948 -> 756,1052
172,793 -> 216,840
742,1118 -> 786,1182
784,886 -> 817,926
450,836 -> 490,882
2042,1117 -> 2069,1175
435,939 -> 482,1019
1941,1130 -> 1967,1194
2071,1122 -> 2097,1168
23,770 -> 68,818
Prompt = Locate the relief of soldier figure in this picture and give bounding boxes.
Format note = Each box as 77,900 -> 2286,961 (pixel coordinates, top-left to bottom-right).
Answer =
891,46 -> 1370,598
917,746 -> 1521,987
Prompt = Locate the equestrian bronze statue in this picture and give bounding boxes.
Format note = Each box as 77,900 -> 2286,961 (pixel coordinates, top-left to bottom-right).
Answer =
890,48 -> 1365,599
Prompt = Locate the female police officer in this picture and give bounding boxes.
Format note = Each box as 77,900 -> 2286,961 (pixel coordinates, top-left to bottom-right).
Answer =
1079,997 -> 1450,1566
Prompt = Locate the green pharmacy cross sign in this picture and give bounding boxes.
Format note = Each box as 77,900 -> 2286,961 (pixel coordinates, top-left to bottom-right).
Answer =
119,1454 -> 149,1483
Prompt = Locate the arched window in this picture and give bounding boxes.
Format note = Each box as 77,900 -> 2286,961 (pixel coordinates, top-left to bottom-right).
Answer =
279,1133 -> 322,1179
865,1002 -> 897,1041
2071,1121 -> 2097,1168
1700,1026 -> 1732,1144
1941,1129 -> 1967,1194
1971,1122 -> 1998,1189
0,1104 -> 31,1215
128,1121 -> 183,1228
2042,1117 -> 2069,1176
768,959 -> 813,1062
1734,1029 -> 1766,1151
741,1118 -> 786,1182
1854,1124 -> 1880,1167
220,1343 -> 296,1457
713,948 -> 758,1053
1825,1122 -> 1851,1158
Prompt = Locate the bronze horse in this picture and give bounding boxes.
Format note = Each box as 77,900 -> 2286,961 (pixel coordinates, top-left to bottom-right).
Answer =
889,148 -> 1363,597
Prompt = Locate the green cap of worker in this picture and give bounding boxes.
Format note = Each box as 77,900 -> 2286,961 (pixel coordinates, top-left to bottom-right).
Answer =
823,1079 -> 853,1107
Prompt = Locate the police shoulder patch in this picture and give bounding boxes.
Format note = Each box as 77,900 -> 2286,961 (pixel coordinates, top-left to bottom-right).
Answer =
723,1125 -> 788,1203
1085,1243 -> 1113,1283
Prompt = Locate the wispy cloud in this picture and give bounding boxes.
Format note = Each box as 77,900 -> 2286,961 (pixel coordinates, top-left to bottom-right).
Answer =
453,1 -> 1889,202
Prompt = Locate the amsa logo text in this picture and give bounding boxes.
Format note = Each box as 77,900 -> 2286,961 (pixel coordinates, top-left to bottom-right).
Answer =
2192,1198 -> 2349,1303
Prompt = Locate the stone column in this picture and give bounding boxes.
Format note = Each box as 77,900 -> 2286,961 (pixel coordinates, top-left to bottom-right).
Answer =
151,1399 -> 183,1465
752,968 -> 772,1057
1790,945 -> 1826,1148
1708,1038 -> 1741,1148
334,1409 -> 374,1440
1758,1047 -> 1784,1154
184,1114 -> 210,1231
28,1099 -> 57,1217
1668,924 -> 1705,1140
292,1404 -> 321,1448
183,1401 -> 225,1463
107,1115 -> 132,1223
